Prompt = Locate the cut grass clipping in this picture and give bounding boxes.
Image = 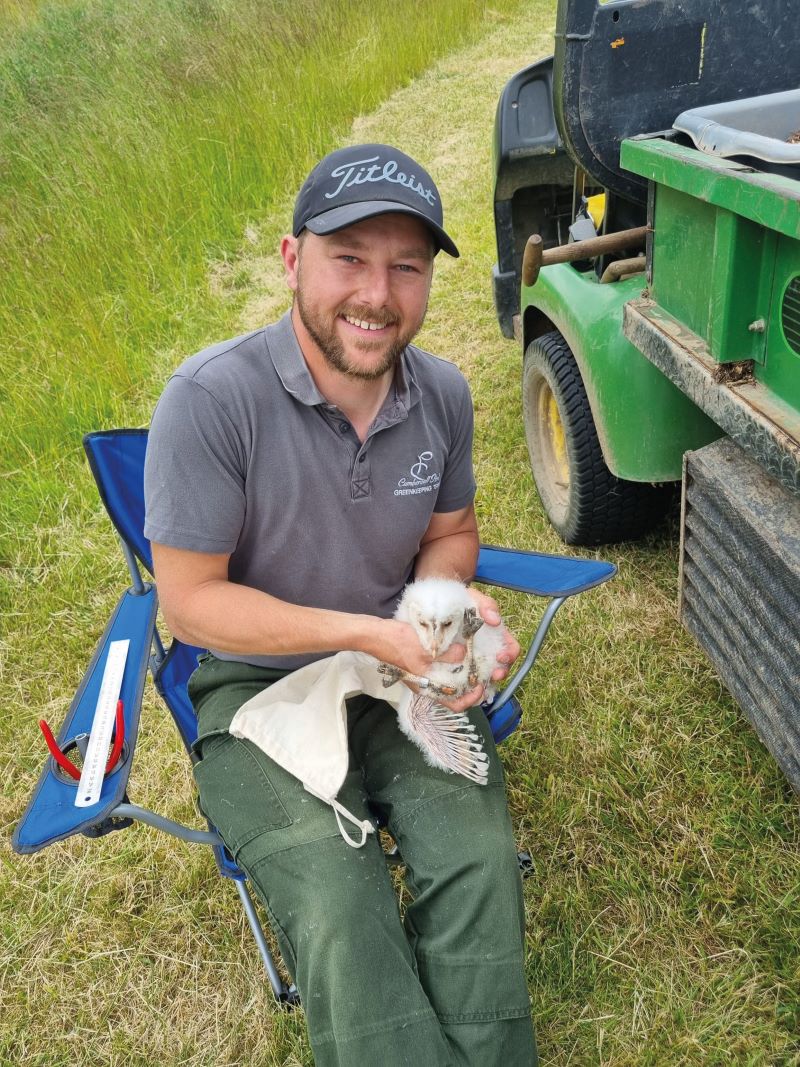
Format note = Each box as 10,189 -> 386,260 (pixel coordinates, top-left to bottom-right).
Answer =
3,1 -> 799,1065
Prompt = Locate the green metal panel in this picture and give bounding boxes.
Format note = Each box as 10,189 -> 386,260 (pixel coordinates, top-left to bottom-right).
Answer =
621,139 -> 800,240
650,188 -> 775,365
521,264 -> 720,481
622,136 -> 800,416
765,237 -> 800,409
649,185 -> 716,343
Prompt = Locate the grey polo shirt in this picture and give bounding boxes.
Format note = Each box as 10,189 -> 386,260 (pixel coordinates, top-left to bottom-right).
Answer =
144,310 -> 476,668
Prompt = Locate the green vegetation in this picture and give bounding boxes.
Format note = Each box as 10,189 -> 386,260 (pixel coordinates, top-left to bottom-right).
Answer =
0,0 -> 527,551
3,1 -> 799,1064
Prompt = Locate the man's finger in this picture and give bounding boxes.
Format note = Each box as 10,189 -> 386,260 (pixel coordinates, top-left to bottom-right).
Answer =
440,684 -> 484,712
478,597 -> 501,624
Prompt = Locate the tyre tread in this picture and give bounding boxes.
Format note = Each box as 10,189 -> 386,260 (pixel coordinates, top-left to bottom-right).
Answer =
523,330 -> 672,545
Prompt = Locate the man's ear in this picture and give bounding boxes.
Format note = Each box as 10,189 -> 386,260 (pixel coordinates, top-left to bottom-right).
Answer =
280,234 -> 300,292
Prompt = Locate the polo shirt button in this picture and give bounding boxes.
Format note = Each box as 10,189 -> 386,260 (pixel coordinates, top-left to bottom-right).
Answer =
358,454 -> 366,463
338,423 -> 348,433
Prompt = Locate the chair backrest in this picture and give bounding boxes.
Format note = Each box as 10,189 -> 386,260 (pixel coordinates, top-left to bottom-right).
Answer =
84,429 -> 242,879
84,430 -> 153,574
84,429 -> 205,749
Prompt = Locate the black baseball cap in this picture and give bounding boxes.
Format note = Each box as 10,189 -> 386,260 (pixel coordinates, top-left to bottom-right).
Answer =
293,144 -> 459,258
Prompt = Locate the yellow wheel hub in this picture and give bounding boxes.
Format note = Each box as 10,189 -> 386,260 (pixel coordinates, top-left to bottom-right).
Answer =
542,386 -> 570,489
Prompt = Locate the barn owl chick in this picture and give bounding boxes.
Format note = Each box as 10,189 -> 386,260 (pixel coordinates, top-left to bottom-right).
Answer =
377,578 -> 509,785
380,577 -> 508,703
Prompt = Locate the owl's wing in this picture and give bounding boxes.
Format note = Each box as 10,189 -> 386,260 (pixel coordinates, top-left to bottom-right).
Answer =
397,694 -> 489,785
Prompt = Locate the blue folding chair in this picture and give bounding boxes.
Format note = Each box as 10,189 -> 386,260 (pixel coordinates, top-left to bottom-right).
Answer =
13,428 -> 616,1005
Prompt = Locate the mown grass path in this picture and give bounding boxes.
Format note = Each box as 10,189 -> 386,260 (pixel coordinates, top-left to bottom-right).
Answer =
3,2 -> 799,1064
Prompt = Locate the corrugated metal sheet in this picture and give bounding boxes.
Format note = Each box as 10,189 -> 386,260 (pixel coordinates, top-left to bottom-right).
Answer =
680,437 -> 800,791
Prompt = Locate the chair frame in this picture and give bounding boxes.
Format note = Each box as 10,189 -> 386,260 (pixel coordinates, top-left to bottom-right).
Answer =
13,428 -> 616,1006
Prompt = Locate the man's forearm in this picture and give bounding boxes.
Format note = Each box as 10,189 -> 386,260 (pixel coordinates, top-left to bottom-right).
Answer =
165,578 -> 378,658
160,574 -> 443,680
413,529 -> 479,584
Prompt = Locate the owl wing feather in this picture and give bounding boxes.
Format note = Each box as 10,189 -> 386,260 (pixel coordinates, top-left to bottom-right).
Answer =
396,693 -> 489,785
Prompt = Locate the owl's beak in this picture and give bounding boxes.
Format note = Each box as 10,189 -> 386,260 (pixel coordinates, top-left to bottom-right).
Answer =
428,626 -> 443,659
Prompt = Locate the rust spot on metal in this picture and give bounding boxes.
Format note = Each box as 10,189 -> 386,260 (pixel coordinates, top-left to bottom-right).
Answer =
712,360 -> 755,385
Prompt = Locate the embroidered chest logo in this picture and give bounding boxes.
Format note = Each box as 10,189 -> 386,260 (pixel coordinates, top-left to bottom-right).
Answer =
394,451 -> 441,497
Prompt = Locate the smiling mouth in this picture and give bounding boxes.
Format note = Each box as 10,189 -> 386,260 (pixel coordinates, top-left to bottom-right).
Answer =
340,313 -> 395,333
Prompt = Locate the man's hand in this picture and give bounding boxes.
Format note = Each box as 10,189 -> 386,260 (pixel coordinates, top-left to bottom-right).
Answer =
466,587 -> 521,684
370,591 -> 521,713
369,619 -> 476,708
370,618 -> 442,679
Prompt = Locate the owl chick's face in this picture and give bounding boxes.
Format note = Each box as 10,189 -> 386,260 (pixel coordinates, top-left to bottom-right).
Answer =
408,602 -> 464,657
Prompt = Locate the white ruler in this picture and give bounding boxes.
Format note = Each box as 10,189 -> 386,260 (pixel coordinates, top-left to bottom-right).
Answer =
75,639 -> 129,807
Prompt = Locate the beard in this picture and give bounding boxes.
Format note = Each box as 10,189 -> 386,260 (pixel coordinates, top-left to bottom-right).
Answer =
295,283 -> 426,382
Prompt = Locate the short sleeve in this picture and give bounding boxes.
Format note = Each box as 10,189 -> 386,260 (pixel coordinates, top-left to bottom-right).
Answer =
144,375 -> 247,553
434,376 -> 477,513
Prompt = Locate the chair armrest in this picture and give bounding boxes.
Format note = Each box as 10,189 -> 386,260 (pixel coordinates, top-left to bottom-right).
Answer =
475,545 -> 616,739
12,585 -> 157,854
476,543 -> 616,597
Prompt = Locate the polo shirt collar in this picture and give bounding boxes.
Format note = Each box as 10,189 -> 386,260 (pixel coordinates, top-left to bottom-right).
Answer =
265,309 -> 421,415
265,311 -> 326,406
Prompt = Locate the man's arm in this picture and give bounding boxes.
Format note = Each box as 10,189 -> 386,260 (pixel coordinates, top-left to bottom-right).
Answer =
413,504 -> 522,711
151,542 -> 439,678
414,503 -> 480,582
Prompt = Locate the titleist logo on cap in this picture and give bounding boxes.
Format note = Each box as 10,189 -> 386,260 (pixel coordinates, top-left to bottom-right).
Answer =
293,143 -> 459,257
325,155 -> 437,206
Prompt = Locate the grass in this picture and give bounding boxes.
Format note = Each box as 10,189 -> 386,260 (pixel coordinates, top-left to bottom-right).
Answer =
2,0 -> 800,1064
0,0 -> 528,561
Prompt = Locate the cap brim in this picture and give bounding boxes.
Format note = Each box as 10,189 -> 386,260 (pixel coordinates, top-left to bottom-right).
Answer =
302,200 -> 459,258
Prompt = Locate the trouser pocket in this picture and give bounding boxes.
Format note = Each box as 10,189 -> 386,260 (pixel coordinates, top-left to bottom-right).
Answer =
193,733 -> 293,859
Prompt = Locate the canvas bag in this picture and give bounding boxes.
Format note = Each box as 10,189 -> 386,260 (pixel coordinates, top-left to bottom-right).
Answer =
230,651 -> 413,848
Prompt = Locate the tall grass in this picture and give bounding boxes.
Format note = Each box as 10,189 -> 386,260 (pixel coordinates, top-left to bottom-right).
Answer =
0,0 -> 526,559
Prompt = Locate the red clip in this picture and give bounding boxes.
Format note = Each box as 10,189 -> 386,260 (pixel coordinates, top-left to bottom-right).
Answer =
39,699 -> 125,780
106,701 -> 125,773
39,719 -> 81,780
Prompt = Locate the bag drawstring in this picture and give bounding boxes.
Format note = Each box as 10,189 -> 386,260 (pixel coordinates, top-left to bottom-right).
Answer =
331,799 -> 374,848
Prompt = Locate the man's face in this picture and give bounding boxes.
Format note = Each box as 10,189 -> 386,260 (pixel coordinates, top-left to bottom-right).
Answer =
283,214 -> 435,381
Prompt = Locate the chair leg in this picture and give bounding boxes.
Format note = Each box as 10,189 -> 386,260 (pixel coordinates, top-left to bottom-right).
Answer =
485,596 -> 567,714
234,878 -> 300,1007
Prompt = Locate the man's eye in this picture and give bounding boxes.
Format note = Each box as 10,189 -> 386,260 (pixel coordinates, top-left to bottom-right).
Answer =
396,264 -> 419,273
338,255 -> 359,264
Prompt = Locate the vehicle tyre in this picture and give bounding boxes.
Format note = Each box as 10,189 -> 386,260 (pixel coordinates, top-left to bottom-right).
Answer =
522,330 -> 673,545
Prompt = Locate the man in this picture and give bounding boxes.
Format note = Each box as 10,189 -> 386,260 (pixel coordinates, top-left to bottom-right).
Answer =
144,144 -> 538,1065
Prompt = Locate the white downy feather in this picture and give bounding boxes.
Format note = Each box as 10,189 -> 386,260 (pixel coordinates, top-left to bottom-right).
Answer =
390,578 -> 509,784
394,577 -> 507,701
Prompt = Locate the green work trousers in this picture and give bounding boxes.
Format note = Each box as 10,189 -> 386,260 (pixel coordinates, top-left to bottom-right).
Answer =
189,654 -> 537,1067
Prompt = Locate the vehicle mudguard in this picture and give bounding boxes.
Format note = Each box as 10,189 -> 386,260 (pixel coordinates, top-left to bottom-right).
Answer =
522,264 -> 720,482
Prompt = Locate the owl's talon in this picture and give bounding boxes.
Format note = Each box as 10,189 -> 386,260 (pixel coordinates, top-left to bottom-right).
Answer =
461,608 -> 484,639
378,663 -> 431,690
378,663 -> 403,687
427,682 -> 459,698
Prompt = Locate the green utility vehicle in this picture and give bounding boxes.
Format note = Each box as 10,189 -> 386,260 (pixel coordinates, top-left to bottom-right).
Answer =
492,0 -> 800,788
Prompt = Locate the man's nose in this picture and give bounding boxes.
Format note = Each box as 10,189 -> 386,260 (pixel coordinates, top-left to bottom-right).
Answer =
357,267 -> 392,308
